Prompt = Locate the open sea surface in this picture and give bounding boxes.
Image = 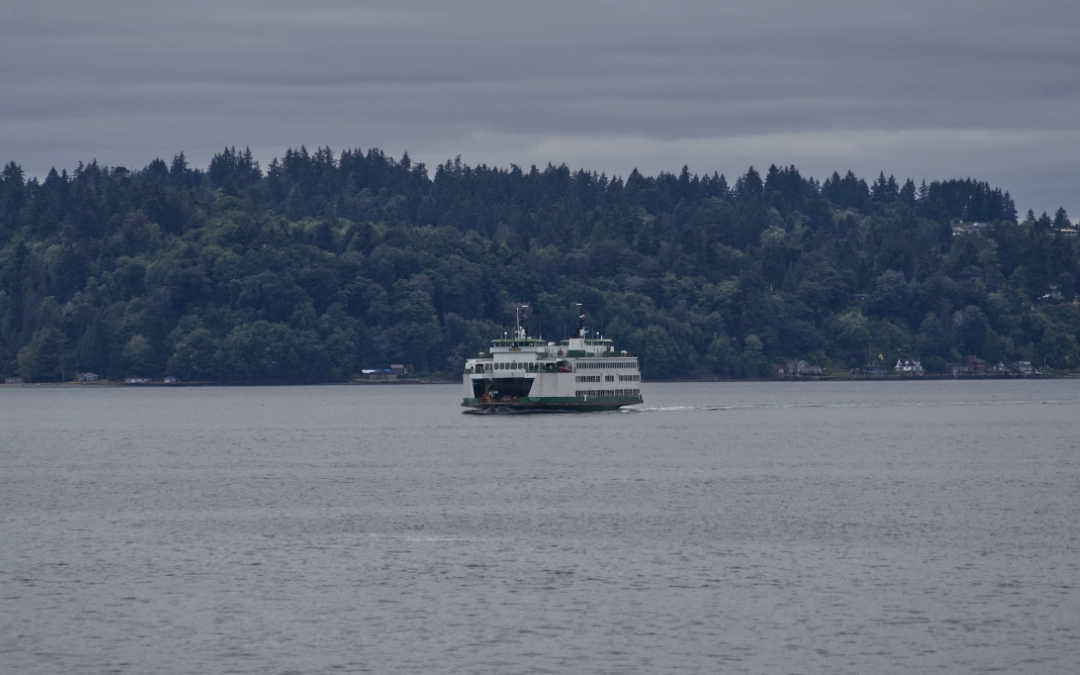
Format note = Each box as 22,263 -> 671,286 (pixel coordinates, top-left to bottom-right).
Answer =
2,380 -> 1079,674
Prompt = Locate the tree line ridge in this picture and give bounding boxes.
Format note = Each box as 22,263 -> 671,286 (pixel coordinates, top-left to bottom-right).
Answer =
0,147 -> 1076,382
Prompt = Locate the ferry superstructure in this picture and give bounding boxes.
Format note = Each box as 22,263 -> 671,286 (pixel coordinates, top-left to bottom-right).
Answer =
462,305 -> 643,412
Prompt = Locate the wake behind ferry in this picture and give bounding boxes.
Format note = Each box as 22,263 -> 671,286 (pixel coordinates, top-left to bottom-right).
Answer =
462,305 -> 643,412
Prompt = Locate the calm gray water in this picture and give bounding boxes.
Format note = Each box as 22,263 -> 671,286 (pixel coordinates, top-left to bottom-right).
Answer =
2,381 -> 1079,674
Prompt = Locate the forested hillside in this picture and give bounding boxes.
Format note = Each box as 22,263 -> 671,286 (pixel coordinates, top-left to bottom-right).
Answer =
1,147 -> 1078,382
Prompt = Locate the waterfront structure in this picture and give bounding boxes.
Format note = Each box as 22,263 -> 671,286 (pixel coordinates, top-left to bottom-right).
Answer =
784,360 -> 823,376
362,369 -> 397,380
862,364 -> 889,378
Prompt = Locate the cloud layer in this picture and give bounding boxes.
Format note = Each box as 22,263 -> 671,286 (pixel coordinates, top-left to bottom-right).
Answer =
2,0 -> 1077,214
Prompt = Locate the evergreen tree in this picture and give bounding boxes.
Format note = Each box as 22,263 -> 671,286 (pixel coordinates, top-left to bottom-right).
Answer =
900,178 -> 916,206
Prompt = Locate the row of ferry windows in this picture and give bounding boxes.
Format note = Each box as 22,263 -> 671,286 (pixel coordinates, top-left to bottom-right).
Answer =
578,375 -> 642,383
484,362 -> 541,372
579,362 -> 636,369
480,361 -> 636,372
575,389 -> 640,398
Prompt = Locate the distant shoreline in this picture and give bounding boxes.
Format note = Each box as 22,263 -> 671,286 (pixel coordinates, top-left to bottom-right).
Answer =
3,374 -> 1075,388
0,378 -> 458,387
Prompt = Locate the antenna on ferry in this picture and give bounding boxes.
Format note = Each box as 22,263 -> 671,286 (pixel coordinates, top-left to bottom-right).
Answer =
575,303 -> 585,338
518,304 -> 529,338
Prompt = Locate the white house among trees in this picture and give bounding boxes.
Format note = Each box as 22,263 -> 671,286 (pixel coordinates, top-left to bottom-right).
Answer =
894,359 -> 923,375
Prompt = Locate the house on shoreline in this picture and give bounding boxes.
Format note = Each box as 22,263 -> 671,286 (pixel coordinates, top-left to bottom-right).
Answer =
894,359 -> 924,375
783,360 -> 823,377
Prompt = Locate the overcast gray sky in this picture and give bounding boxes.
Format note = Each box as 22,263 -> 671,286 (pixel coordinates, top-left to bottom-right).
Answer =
2,0 -> 1077,216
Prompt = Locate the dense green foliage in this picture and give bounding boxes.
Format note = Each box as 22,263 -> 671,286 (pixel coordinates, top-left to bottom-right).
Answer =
1,148 -> 1078,382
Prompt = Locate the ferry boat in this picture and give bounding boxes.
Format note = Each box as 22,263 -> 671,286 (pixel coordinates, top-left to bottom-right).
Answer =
462,305 -> 643,412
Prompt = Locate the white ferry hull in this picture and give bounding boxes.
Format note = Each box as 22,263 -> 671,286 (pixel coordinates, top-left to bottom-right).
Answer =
462,351 -> 642,412
462,305 -> 642,413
